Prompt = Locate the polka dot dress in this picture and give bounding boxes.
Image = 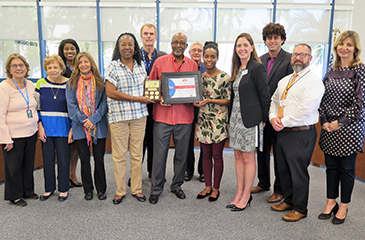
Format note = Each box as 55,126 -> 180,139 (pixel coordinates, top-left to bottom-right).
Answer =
319,64 -> 365,157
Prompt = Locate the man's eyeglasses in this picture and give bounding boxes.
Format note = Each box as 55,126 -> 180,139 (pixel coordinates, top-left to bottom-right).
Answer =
292,53 -> 311,58
171,41 -> 187,46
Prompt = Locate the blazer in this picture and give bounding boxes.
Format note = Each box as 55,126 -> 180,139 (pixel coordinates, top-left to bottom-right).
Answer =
260,49 -> 293,97
66,82 -> 109,140
229,59 -> 271,128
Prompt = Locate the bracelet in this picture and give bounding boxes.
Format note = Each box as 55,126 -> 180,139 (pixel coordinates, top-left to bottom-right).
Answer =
131,96 -> 133,103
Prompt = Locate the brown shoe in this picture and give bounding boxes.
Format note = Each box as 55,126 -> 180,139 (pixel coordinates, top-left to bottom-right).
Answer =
271,202 -> 293,212
267,193 -> 283,203
251,186 -> 270,193
283,210 -> 307,222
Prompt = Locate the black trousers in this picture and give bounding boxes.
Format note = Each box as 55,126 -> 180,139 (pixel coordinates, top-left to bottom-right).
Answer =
276,128 -> 316,214
325,153 -> 357,203
41,137 -> 70,193
2,133 -> 37,200
256,122 -> 282,194
142,103 -> 154,175
186,106 -> 203,176
75,138 -> 107,194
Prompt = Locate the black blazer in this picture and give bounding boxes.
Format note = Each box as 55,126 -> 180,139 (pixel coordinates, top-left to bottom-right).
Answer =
229,59 -> 271,128
260,49 -> 293,97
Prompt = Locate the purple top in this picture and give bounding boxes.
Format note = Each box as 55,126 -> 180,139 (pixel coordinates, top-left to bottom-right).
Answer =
266,49 -> 281,77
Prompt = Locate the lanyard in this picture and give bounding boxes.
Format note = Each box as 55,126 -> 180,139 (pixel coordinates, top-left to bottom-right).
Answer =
285,70 -> 310,91
66,62 -> 74,72
171,59 -> 179,72
12,78 -> 29,109
141,47 -> 153,72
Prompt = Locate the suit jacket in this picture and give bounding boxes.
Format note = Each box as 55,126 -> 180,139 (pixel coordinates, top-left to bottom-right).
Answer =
229,59 -> 271,128
260,49 -> 293,97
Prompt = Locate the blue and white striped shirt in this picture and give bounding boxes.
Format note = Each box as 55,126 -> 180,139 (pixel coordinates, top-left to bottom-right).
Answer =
105,59 -> 148,123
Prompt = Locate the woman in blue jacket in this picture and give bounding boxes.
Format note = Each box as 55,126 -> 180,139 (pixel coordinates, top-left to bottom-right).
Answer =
66,52 -> 109,201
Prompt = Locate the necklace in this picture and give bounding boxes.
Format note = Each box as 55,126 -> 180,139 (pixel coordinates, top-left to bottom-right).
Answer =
51,85 -> 60,99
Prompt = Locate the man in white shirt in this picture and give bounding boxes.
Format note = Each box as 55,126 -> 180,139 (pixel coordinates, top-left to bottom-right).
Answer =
269,43 -> 324,222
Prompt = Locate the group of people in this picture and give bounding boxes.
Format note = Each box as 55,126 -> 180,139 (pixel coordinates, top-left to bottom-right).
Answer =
1,22 -> 364,225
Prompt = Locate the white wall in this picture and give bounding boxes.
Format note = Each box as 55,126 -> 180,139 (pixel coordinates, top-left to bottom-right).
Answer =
352,0 -> 365,60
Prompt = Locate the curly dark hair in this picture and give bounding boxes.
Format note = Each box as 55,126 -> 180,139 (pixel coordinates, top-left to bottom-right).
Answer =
111,32 -> 142,65
58,38 -> 80,63
203,41 -> 219,58
262,22 -> 286,45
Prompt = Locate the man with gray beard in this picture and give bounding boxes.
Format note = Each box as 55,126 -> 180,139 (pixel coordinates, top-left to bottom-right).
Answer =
269,43 -> 324,222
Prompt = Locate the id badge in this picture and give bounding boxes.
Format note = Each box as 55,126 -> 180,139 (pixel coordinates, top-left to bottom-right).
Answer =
27,109 -> 33,118
279,99 -> 287,107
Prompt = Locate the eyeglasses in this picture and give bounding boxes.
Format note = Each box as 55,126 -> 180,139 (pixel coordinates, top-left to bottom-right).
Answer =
10,63 -> 26,69
292,53 -> 311,59
171,41 -> 187,46
191,49 -> 202,53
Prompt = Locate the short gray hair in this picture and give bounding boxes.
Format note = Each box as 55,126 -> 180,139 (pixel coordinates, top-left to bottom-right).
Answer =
190,41 -> 203,51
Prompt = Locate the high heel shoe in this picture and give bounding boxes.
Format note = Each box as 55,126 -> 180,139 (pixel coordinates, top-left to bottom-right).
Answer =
332,209 -> 348,225
318,202 -> 339,220
69,179 -> 83,188
226,203 -> 236,208
231,195 -> 253,212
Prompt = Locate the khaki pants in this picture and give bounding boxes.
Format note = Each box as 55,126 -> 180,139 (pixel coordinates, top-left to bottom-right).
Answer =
110,116 -> 146,196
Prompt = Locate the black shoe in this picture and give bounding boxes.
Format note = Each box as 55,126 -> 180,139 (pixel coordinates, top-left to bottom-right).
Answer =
10,199 -> 27,207
40,191 -> 54,201
171,189 -> 186,199
24,193 -> 39,199
70,179 -> 83,188
318,202 -> 339,220
98,192 -> 107,200
84,192 -> 93,200
184,172 -> 193,181
132,194 -> 146,202
199,174 -> 205,182
112,195 -> 125,205
226,203 -> 236,209
332,209 -> 348,225
58,194 -> 68,202
231,195 -> 252,212
149,194 -> 159,204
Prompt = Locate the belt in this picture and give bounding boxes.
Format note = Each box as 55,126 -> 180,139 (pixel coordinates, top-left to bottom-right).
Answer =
282,125 -> 315,132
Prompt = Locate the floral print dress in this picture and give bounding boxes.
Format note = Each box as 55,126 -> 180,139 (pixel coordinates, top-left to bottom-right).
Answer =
195,71 -> 231,144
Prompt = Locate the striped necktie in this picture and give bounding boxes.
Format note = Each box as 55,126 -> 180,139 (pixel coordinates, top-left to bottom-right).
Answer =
278,73 -> 298,119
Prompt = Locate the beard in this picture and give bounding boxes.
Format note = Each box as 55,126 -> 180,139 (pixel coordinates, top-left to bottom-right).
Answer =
291,60 -> 309,72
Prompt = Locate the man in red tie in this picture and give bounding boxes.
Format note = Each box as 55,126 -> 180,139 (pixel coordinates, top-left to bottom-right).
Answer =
269,43 -> 324,221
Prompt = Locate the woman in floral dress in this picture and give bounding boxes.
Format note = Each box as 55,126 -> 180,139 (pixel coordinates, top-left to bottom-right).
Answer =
194,42 -> 231,202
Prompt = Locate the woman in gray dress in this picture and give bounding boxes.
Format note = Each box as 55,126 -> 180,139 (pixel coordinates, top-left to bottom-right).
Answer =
226,33 -> 270,211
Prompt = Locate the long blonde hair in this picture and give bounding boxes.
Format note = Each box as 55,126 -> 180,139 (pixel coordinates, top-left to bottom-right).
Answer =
333,30 -> 362,71
230,33 -> 261,82
69,52 -> 104,91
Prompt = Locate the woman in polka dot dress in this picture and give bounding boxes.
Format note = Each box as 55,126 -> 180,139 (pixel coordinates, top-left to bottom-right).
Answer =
318,30 -> 365,225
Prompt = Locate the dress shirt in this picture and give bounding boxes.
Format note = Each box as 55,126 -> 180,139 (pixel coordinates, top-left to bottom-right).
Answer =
269,67 -> 324,127
266,50 -> 280,77
199,62 -> 207,74
105,59 -> 148,123
149,53 -> 199,125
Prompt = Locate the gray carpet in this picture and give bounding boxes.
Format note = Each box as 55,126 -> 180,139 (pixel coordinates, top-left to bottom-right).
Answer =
1,148 -> 365,240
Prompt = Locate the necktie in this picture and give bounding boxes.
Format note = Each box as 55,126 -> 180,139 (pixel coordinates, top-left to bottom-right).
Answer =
278,73 -> 298,119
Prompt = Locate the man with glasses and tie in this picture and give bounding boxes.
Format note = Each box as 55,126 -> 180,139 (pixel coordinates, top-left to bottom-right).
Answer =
148,33 -> 198,204
269,43 -> 324,222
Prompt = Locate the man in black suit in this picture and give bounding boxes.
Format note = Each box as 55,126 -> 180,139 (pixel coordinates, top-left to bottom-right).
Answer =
251,23 -> 293,203
140,24 -> 167,179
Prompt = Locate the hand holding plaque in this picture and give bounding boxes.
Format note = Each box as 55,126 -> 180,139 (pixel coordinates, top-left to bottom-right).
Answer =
144,80 -> 161,101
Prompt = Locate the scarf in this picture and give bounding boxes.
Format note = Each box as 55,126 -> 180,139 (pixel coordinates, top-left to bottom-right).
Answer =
76,72 -> 97,146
